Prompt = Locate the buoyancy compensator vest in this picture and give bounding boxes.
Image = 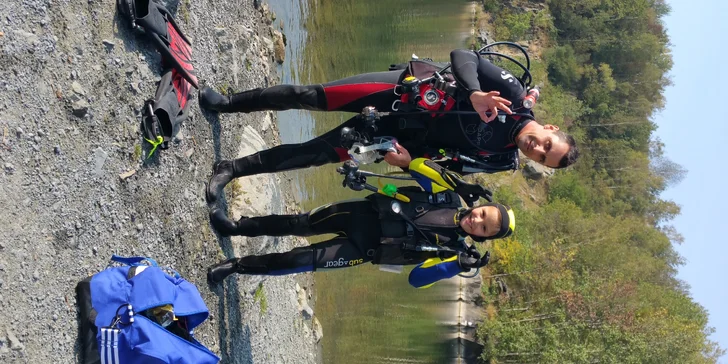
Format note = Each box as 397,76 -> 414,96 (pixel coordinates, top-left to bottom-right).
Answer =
366,186 -> 466,265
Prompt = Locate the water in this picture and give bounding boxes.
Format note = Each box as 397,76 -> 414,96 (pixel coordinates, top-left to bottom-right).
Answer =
265,0 -> 314,204
266,1 -> 475,362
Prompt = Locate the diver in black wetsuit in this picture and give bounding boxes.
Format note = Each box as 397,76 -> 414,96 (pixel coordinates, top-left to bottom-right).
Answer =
206,158 -> 516,288
200,49 -> 580,203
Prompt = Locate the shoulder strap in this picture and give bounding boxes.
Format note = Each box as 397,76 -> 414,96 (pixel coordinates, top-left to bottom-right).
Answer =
110,255 -> 181,278
111,255 -> 158,267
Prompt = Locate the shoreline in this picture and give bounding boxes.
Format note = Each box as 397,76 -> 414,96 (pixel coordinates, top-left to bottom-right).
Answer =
0,0 -> 321,362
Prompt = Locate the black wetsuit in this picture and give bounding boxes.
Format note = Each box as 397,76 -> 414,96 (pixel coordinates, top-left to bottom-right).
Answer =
223,49 -> 531,176
231,199 -> 384,274
229,188 -> 466,275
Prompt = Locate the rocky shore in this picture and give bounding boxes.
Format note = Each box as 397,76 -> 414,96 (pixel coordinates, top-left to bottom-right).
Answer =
0,0 -> 320,362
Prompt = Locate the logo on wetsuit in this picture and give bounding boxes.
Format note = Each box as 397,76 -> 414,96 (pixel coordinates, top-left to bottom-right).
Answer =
500,71 -> 515,83
465,122 -> 494,147
324,258 -> 364,268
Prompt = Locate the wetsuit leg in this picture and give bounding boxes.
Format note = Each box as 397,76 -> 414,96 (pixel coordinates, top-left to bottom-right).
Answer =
208,235 -> 380,280
227,201 -> 381,275
210,111 -> 426,193
227,199 -> 377,237
206,115 -> 362,202
320,70 -> 404,112
203,70 -> 404,113
231,234 -> 379,275
228,116 -> 361,177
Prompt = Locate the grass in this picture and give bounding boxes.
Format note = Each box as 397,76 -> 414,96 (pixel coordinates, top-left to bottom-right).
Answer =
253,283 -> 268,314
219,83 -> 232,96
230,180 -> 245,198
179,0 -> 191,23
485,303 -> 498,320
133,144 -> 142,161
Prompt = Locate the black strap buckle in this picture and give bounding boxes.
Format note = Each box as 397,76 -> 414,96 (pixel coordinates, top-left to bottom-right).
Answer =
428,192 -> 451,205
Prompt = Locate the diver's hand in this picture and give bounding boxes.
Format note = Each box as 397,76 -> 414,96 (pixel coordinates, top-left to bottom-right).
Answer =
383,142 -> 412,168
469,91 -> 512,123
458,251 -> 490,270
443,170 -> 493,205
466,244 -> 481,260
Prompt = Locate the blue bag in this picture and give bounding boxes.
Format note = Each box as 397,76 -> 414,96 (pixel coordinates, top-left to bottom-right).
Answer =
76,255 -> 220,364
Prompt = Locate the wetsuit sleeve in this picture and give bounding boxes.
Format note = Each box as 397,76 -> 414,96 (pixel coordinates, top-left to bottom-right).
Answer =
450,49 -> 526,101
408,256 -> 462,288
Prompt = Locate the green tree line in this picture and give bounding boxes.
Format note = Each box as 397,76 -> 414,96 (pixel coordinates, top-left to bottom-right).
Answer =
476,0 -> 723,363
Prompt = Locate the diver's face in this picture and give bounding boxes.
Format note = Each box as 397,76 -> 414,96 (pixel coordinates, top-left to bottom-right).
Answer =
460,206 -> 501,238
516,124 -> 570,168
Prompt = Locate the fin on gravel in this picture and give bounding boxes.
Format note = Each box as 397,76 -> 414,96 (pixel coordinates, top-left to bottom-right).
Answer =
141,68 -> 192,157
117,0 -> 199,88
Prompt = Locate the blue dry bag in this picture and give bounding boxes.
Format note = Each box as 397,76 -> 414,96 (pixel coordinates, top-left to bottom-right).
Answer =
76,255 -> 220,364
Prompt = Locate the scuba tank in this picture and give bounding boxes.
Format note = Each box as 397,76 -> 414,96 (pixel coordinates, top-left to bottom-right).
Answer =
522,86 -> 540,109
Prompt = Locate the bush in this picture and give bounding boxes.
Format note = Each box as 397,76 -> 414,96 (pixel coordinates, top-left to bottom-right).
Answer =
503,11 -> 533,40
482,0 -> 499,13
493,185 -> 523,211
545,45 -> 582,88
533,9 -> 556,36
535,84 -> 586,127
547,172 -> 590,208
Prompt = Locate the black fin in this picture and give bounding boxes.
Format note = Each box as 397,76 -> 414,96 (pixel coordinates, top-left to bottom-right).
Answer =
141,68 -> 192,156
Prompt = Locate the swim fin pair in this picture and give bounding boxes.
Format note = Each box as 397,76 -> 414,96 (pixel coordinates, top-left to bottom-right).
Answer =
117,0 -> 199,88
141,68 -> 192,157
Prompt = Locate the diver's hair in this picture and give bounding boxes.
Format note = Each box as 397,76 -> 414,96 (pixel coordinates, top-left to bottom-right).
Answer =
555,131 -> 579,169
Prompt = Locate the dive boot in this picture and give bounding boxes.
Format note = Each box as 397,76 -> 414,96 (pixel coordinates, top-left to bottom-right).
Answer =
198,86 -> 230,112
205,160 -> 236,204
199,84 -> 324,113
199,86 -> 264,113
207,258 -> 239,284
209,207 -> 249,237
207,257 -> 271,283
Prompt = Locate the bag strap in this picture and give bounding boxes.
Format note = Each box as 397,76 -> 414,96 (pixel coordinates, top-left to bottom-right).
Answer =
110,255 -> 182,279
111,255 -> 159,267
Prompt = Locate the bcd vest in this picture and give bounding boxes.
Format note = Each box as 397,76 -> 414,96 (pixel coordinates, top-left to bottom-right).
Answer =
389,61 -> 522,174
366,186 -> 466,265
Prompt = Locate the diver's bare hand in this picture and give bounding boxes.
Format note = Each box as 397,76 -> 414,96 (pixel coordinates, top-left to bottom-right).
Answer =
470,91 -> 512,123
383,142 -> 412,168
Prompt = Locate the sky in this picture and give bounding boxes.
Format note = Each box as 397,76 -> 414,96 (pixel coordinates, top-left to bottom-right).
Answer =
656,0 -> 728,356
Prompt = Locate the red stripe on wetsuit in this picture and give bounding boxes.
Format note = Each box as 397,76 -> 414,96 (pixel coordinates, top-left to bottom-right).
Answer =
323,83 -> 397,110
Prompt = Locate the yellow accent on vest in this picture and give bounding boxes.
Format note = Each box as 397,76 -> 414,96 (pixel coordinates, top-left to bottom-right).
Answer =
420,255 -> 458,269
408,158 -> 455,192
